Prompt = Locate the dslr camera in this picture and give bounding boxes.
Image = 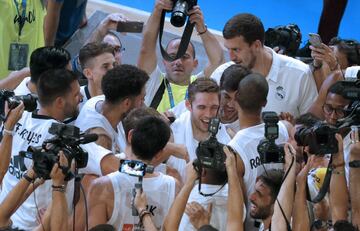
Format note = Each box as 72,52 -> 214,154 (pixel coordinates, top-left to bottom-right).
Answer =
170,0 -> 196,27
257,112 -> 285,163
194,118 -> 227,172
0,89 -> 37,112
295,121 -> 338,155
119,159 -> 154,177
265,23 -> 302,57
20,123 -> 97,180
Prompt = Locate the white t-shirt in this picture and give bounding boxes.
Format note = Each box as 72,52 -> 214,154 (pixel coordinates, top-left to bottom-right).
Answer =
343,133 -> 351,187
75,95 -> 120,154
79,85 -> 92,111
211,48 -> 318,118
179,183 -> 246,231
107,171 -> 176,231
0,112 -> 70,230
168,111 -> 231,181
228,122 -> 289,231
14,76 -> 31,95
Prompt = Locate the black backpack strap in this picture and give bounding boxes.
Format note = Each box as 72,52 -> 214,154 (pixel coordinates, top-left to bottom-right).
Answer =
150,79 -> 166,109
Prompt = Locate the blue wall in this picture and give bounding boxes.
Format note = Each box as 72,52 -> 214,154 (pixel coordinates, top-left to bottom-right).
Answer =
106,0 -> 360,45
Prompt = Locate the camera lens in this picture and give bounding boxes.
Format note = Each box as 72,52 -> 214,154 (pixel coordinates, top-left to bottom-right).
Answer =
170,0 -> 188,27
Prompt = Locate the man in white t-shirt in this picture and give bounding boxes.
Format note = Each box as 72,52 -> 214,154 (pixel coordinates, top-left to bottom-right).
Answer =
167,78 -> 231,181
211,13 -> 318,118
75,64 -> 148,153
227,73 -> 289,231
219,64 -> 251,136
137,0 -> 224,114
78,42 -> 115,110
14,46 -> 71,96
0,69 -> 82,230
88,115 -> 179,231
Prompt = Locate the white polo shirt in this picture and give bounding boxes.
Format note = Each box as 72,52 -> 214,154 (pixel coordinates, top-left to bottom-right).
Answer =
211,48 -> 318,118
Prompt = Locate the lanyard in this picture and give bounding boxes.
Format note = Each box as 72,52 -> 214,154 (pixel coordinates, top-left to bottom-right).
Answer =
164,78 -> 189,109
13,0 -> 27,37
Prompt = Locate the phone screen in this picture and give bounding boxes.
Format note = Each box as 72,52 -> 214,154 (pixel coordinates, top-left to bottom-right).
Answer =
120,160 -> 144,177
309,33 -> 322,47
116,21 -> 144,33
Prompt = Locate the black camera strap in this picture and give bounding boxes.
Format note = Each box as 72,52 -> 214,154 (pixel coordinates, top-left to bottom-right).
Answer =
305,155 -> 333,203
159,0 -> 197,62
198,175 -> 227,197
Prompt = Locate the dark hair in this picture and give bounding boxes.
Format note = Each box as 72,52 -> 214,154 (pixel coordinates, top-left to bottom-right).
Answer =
188,77 -> 219,102
101,64 -> 149,104
223,13 -> 265,45
37,69 -> 78,107
220,64 -> 251,92
333,220 -> 358,231
329,37 -> 360,66
235,73 -> 268,113
123,107 -> 162,141
89,224 -> 116,231
166,37 -> 196,59
79,42 -> 115,69
131,116 -> 170,161
295,112 -> 321,127
328,81 -> 346,95
257,169 -> 284,202
30,46 -> 71,84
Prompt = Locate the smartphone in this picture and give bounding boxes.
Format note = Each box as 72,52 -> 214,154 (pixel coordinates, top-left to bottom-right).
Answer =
116,21 -> 144,33
119,160 -> 146,177
309,33 -> 322,47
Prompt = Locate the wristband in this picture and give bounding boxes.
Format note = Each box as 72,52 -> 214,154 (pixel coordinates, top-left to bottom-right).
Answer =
52,187 -> 66,193
23,172 -> 35,183
349,160 -> 360,168
3,128 -> 14,136
52,184 -> 66,190
197,25 -> 208,35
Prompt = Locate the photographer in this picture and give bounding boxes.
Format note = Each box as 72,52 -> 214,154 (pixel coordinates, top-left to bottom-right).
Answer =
228,73 -> 289,231
138,0 -> 224,114
88,115 -> 179,230
164,146 -> 245,231
0,68 -> 82,230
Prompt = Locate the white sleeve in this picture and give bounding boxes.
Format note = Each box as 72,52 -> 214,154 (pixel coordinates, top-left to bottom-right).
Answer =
298,67 -> 318,114
79,143 -> 112,176
144,65 -> 164,106
210,61 -> 234,85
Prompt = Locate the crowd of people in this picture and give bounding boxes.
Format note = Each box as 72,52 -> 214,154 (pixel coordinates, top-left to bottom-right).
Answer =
1,0 -> 360,230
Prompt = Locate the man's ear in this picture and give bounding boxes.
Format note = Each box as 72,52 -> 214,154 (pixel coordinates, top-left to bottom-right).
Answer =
83,68 -> 92,80
54,96 -> 65,109
127,129 -> 133,144
193,58 -> 199,69
121,98 -> 132,111
185,100 -> 192,111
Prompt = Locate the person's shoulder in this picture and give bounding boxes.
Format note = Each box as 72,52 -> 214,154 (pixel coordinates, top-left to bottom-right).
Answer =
272,50 -> 310,74
89,174 -> 114,198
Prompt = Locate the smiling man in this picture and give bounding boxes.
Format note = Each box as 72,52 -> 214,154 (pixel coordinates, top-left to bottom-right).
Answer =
211,13 -> 318,118
249,170 -> 283,231
167,78 -> 231,181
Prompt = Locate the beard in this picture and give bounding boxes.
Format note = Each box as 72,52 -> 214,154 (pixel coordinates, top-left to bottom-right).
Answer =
250,203 -> 273,220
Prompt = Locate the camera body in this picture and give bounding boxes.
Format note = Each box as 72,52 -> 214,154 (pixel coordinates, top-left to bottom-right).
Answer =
170,0 -> 196,27
119,160 -> 154,177
295,121 -> 338,155
265,24 -> 302,57
195,118 -> 227,172
20,123 -> 93,180
0,90 -> 37,112
257,112 -> 285,164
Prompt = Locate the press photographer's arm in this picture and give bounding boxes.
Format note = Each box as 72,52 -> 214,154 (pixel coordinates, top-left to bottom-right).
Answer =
0,102 -> 24,184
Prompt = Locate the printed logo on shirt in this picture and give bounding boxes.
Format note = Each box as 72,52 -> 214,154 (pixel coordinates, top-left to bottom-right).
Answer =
250,156 -> 262,169
13,9 -> 35,26
8,155 -> 27,179
14,122 -> 42,145
275,86 -> 286,101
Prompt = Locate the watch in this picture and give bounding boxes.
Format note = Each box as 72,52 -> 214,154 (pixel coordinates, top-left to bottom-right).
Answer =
349,160 -> 360,168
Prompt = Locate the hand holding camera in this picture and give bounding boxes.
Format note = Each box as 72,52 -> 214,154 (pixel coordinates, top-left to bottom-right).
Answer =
134,187 -> 148,214
3,101 -> 24,132
50,151 -> 70,187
